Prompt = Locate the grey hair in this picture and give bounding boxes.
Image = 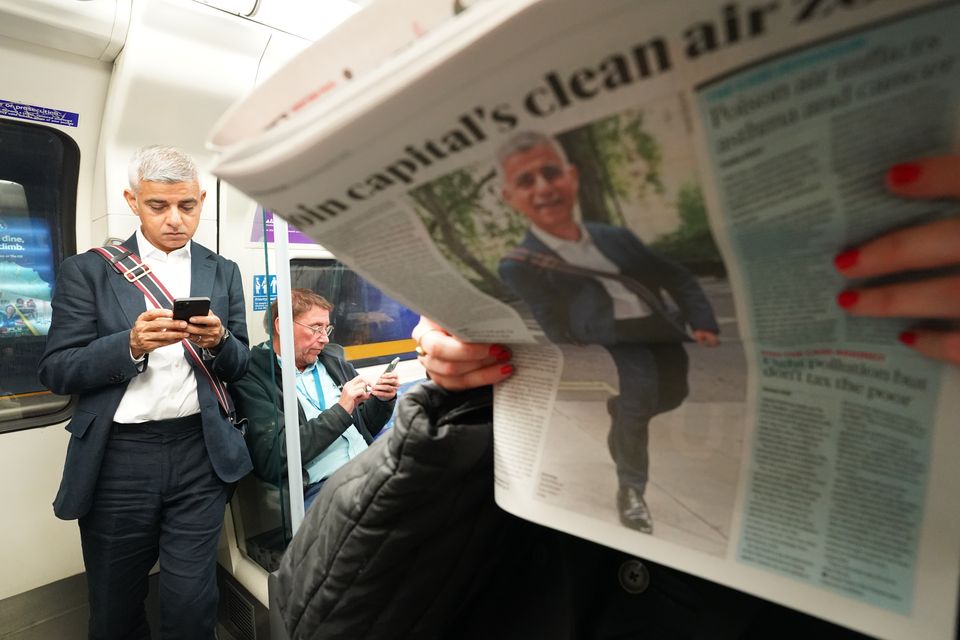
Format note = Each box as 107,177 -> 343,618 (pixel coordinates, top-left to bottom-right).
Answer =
127,145 -> 199,191
495,131 -> 569,180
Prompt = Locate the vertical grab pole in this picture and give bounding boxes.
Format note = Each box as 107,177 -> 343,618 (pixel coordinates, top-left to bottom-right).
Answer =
273,215 -> 305,533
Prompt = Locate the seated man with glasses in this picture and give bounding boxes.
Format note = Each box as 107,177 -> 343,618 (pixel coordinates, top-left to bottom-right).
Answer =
231,288 -> 399,509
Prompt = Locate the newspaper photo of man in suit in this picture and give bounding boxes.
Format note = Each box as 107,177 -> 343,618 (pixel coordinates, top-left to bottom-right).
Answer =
497,131 -> 720,534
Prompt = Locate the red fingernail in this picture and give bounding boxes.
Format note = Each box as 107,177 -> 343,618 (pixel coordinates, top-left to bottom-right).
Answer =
489,345 -> 512,362
836,291 -> 859,309
833,249 -> 859,271
500,364 -> 514,375
887,163 -> 922,186
899,331 -> 917,346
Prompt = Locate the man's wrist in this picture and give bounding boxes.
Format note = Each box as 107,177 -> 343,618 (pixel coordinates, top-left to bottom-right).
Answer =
129,346 -> 147,372
203,328 -> 229,358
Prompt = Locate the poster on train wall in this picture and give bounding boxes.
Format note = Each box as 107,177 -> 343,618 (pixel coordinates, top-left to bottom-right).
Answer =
0,216 -> 54,338
249,206 -> 318,246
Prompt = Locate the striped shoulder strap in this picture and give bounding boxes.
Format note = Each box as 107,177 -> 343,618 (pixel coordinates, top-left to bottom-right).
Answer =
503,246 -> 667,314
502,245 -> 691,340
89,244 -> 235,421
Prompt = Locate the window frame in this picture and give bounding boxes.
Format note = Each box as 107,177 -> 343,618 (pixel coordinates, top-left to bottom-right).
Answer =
289,257 -> 419,369
0,118 -> 79,434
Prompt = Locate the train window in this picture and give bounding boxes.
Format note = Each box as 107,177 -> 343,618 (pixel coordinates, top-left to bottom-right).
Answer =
0,119 -> 78,432
290,258 -> 420,367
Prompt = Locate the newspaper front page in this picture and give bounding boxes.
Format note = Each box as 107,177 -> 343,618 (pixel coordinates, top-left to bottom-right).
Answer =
210,2 -> 960,638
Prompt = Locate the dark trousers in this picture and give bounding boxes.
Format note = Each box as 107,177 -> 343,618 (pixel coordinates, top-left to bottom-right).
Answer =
78,415 -> 227,640
606,319 -> 690,492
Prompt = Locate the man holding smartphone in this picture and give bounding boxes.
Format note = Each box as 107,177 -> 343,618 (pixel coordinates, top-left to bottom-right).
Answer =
231,288 -> 399,510
39,145 -> 250,640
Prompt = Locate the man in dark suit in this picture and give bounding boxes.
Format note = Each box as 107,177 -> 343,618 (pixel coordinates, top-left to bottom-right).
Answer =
497,131 -> 719,535
39,145 -> 251,640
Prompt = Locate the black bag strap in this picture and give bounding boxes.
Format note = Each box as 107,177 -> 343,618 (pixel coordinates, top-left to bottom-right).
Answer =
89,244 -> 235,420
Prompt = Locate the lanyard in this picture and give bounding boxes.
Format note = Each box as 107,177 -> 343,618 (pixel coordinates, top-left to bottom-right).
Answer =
297,365 -> 326,412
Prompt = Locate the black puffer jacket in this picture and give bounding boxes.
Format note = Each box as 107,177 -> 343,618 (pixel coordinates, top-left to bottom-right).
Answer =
274,384 -> 871,640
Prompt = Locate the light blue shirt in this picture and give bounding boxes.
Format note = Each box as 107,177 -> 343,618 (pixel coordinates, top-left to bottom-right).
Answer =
283,356 -> 368,484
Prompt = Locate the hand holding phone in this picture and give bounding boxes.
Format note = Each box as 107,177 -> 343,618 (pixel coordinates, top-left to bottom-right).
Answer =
383,356 -> 401,375
365,357 -> 401,395
173,297 -> 211,322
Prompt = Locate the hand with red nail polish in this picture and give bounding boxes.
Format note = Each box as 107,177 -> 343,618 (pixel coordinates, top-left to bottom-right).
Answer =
411,316 -> 515,391
834,155 -> 960,365
835,291 -> 859,309
885,162 -> 922,187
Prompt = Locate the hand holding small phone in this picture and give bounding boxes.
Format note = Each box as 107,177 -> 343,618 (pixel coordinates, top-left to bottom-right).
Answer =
130,307 -> 190,358
383,356 -> 400,375
367,357 -> 401,399
173,297 -> 225,350
364,357 -> 400,392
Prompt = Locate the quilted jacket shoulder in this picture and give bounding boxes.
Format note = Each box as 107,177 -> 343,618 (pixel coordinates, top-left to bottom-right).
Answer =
274,383 -> 502,639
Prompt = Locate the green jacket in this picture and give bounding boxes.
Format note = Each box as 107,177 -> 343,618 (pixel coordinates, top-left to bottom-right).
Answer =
230,340 -> 396,487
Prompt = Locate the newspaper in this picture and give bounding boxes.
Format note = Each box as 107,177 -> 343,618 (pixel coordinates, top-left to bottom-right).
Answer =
209,1 -> 960,638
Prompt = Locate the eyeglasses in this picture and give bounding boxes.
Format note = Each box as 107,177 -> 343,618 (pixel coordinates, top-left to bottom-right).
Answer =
293,320 -> 334,337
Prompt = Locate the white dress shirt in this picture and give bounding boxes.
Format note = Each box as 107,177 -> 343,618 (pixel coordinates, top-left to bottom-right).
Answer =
530,223 -> 652,319
113,230 -> 201,422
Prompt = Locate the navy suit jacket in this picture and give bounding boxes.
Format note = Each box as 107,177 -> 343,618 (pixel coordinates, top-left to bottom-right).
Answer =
39,234 -> 252,520
498,223 -> 719,345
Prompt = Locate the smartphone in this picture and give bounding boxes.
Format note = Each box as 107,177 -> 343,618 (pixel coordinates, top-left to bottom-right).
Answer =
383,356 -> 400,375
172,296 -> 211,322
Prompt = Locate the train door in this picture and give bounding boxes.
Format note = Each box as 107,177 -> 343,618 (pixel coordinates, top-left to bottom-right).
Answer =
0,0 -> 121,614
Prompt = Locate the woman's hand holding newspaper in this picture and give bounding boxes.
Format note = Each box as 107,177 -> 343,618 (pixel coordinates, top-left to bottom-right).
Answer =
412,317 -> 513,391
835,155 -> 960,365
